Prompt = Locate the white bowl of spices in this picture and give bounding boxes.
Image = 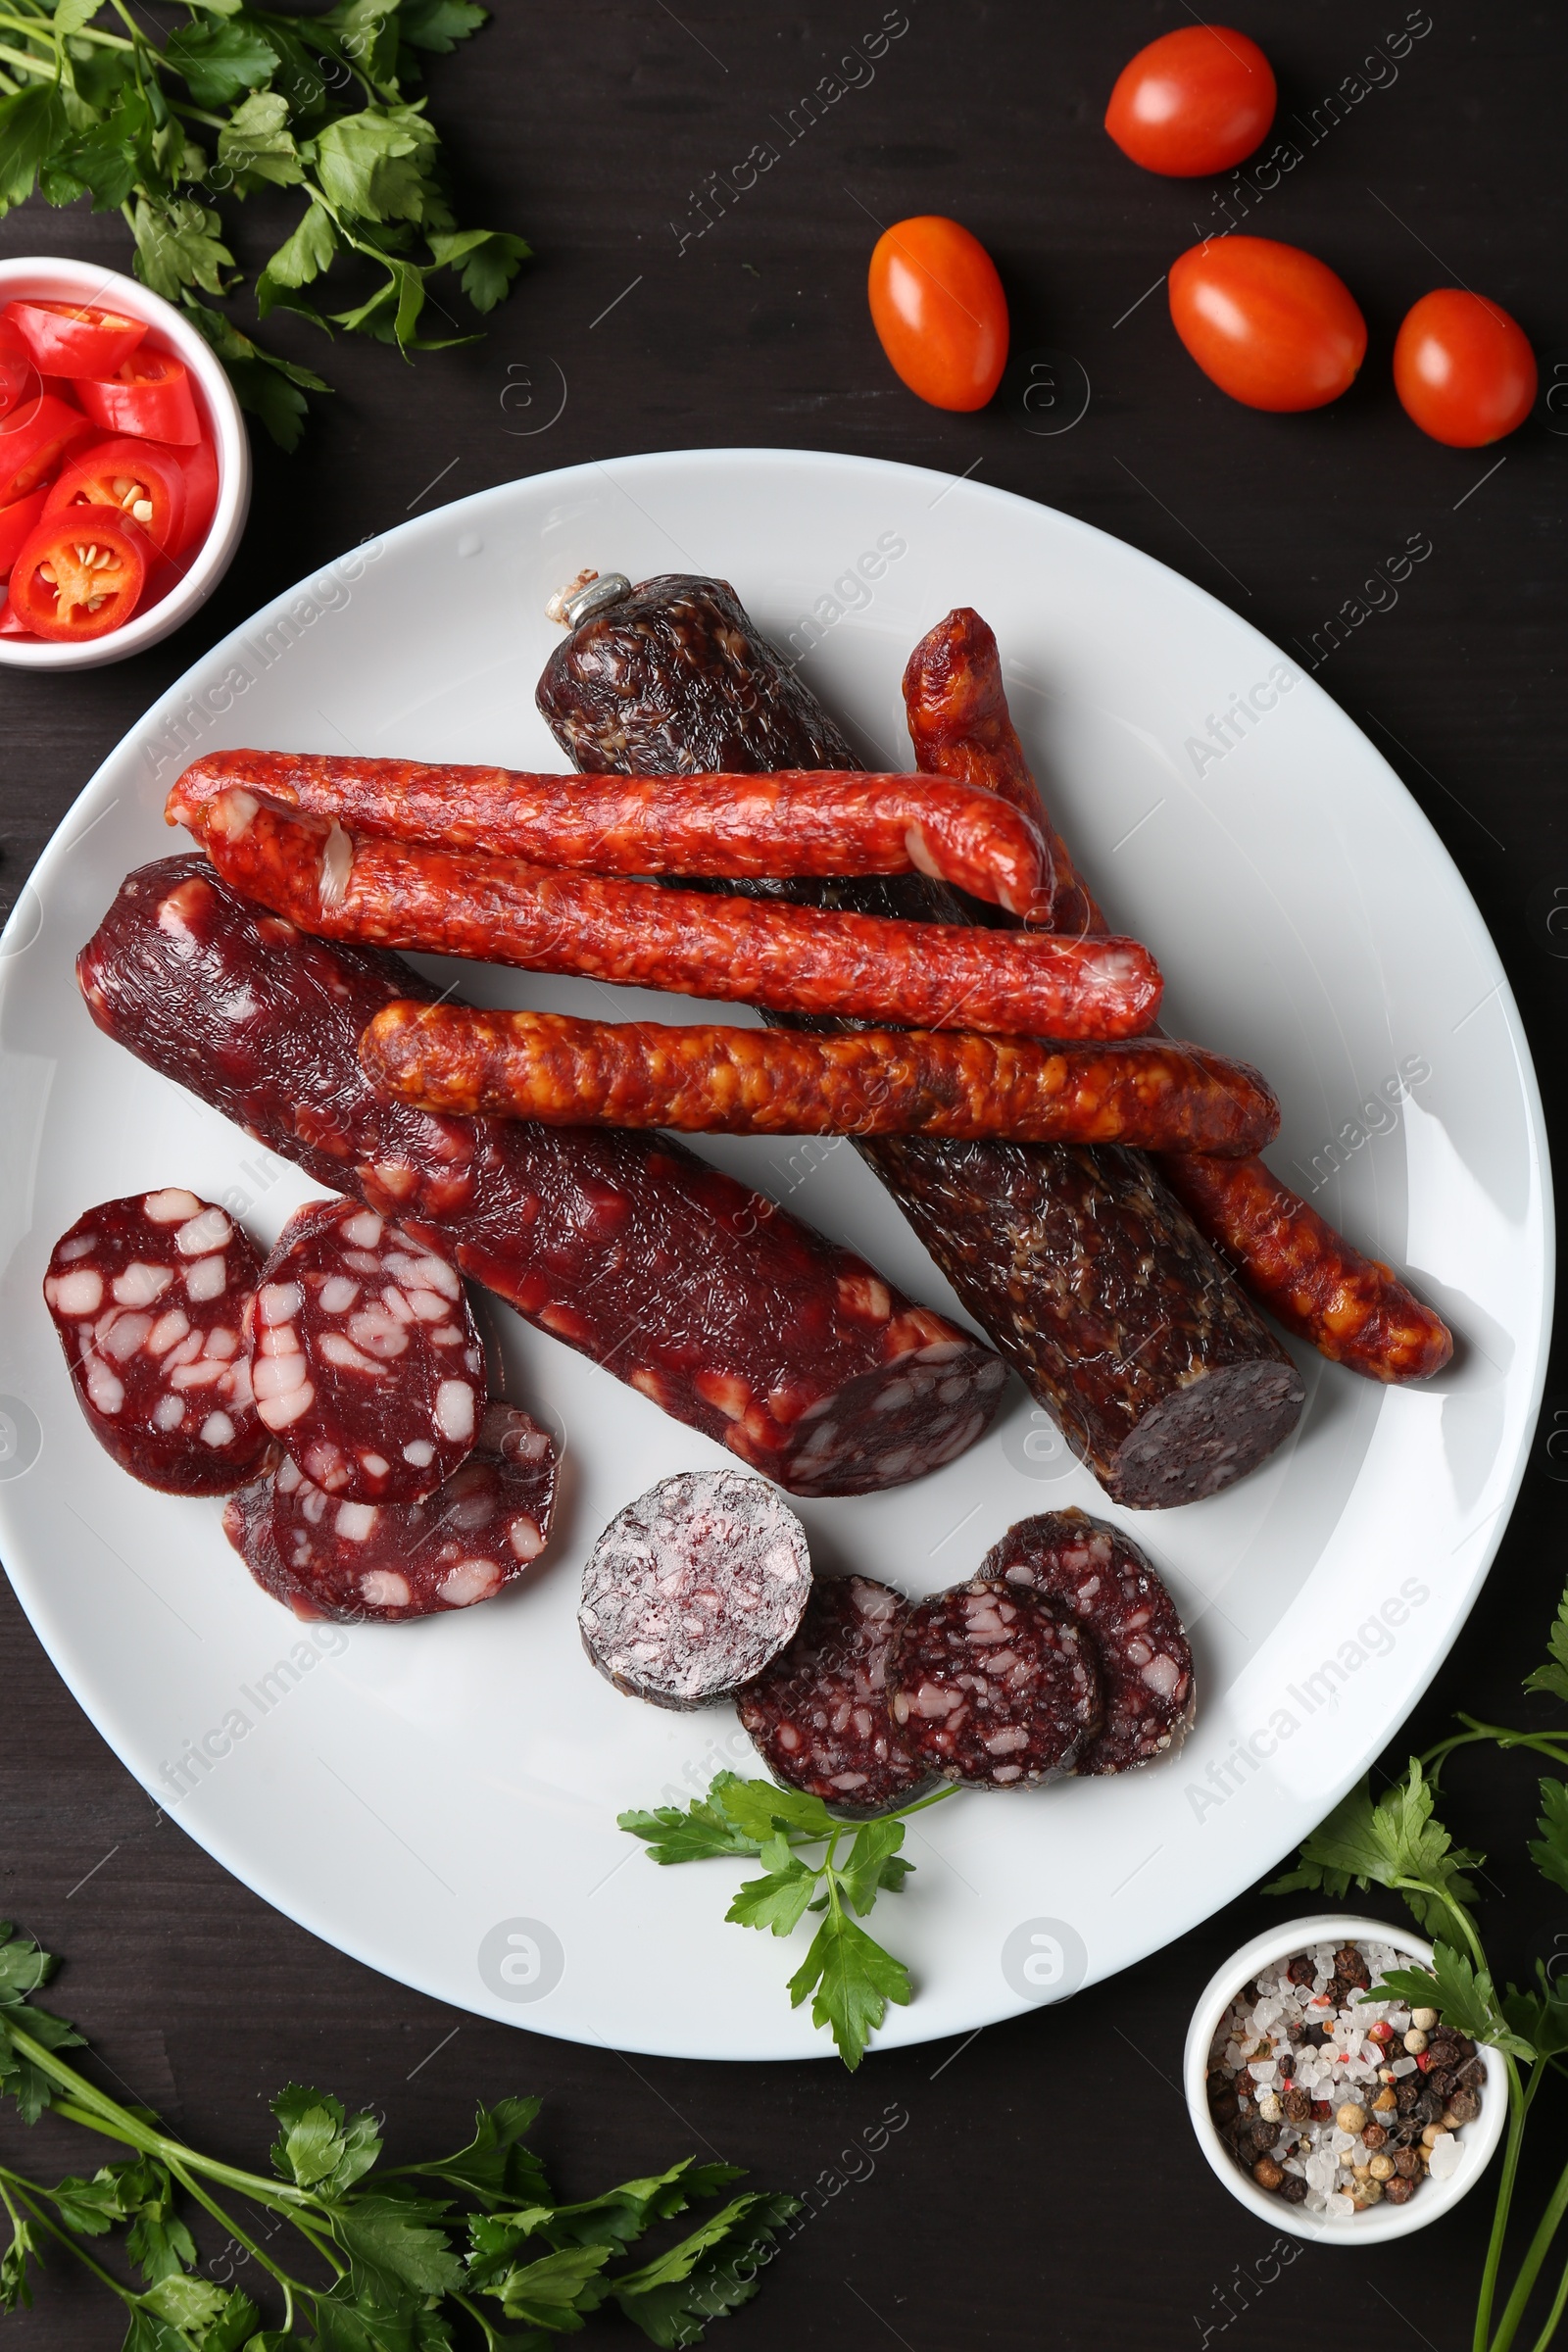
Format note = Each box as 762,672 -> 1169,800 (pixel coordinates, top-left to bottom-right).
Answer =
1185,1915 -> 1506,2243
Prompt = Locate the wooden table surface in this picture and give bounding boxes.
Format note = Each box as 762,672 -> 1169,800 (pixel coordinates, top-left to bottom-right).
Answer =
2,3 -> 1566,2344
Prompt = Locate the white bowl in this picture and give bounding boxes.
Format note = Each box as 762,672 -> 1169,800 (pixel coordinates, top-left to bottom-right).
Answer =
0,254 -> 250,669
1185,1914 -> 1507,2244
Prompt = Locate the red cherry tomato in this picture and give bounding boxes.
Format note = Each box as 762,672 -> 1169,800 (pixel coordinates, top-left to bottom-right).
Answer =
10,508 -> 149,640
4,300 -> 147,380
0,390 -> 96,507
172,432 -> 219,556
1393,289 -> 1537,448
75,347 -> 200,445
44,434 -> 187,559
867,217 -> 1008,412
0,485 -> 48,578
1105,25 -> 1276,177
1168,236 -> 1366,412
0,316 -> 32,417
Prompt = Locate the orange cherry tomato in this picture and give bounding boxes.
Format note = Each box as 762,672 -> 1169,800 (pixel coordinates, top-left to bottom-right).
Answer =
867,217 -> 1008,413
1168,236 -> 1366,412
1105,25 -> 1275,177
1393,289 -> 1537,448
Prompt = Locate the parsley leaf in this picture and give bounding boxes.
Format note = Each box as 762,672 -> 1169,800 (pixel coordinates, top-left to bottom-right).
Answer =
1530,1777 -> 1568,1896
467,2235 -> 611,2328
401,2 -> 488,55
0,2217 -> 34,2315
725,1855 -> 819,1939
427,225 -> 531,312
270,2083 -> 382,2197
329,2189 -> 466,2306
609,2192 -> 801,2348
163,17 -> 280,108
786,1905 -> 911,2072
395,2096 -> 551,2211
1528,1588 -> 1568,1704
218,91 -> 303,189
616,1782 -> 768,1866
1372,1943 -> 1535,2060
1266,1758 -> 1482,1939
0,85 -> 70,213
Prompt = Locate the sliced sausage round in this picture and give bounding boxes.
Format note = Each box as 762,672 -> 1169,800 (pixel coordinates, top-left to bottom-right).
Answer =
979,1508 -> 1195,1773
248,1199 -> 485,1502
579,1469 -> 811,1710
223,1401 -> 557,1623
887,1577 -> 1102,1788
43,1189 -> 269,1494
736,1574 -> 935,1816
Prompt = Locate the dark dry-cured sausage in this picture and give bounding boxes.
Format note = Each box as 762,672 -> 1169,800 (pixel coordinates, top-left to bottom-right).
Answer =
168,751 -> 1055,918
249,1200 -> 485,1502
225,1401 -> 557,1623
887,1579 -> 1102,1788
578,1469 -> 811,1708
360,1000 -> 1280,1154
44,1189 -> 269,1494
78,859 -> 1004,1495
903,606 -> 1454,1383
979,1508 -> 1195,1773
536,573 -> 1305,1508
173,785 -> 1160,1042
736,1573 -> 935,1816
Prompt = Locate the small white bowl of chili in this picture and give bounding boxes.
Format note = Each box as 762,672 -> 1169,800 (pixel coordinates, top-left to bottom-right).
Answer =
1185,1914 -> 1507,2243
0,254 -> 250,670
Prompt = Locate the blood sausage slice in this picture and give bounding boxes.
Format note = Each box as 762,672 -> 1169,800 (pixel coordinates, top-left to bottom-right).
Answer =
980,1508 -> 1195,1773
736,1573 -> 935,1815
887,1577 -> 1101,1788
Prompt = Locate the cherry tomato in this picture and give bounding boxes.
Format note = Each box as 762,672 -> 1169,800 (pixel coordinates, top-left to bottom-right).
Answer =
4,300 -> 147,379
10,508 -> 149,640
0,486 -> 48,578
1168,236 -> 1366,412
0,317 -> 32,417
867,217 -> 1008,412
172,432 -> 219,556
1393,289 -> 1537,448
75,347 -> 200,445
0,390 -> 96,507
45,434 -> 187,559
1105,25 -> 1275,177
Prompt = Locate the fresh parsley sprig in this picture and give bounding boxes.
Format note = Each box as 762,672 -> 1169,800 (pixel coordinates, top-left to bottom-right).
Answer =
619,1771 -> 956,2071
1269,1576 -> 1568,2352
0,1925 -> 797,2349
0,0 -> 529,447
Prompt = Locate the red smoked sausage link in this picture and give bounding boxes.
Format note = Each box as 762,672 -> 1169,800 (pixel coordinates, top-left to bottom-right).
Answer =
360,1001 -> 1280,1155
902,608 -> 1454,1383
168,752 -> 1055,920
78,858 -> 1007,1497
174,785 -> 1161,1042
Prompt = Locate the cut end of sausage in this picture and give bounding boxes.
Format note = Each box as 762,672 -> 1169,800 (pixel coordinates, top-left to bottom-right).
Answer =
1108,1356 -> 1305,1509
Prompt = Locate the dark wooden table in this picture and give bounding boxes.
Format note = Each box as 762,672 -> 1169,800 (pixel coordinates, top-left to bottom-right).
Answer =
3,3 -> 1566,2343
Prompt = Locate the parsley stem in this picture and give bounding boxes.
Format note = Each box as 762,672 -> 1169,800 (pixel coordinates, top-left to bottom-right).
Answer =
160,2154 -> 323,2319
454,2288 -> 509,2350
1486,2114 -> 1568,2352
1476,2056 -> 1540,2352
0,39 -> 52,78
1425,1722 -> 1568,1777
9,2186 -> 136,2308
1526,2240 -> 1568,2352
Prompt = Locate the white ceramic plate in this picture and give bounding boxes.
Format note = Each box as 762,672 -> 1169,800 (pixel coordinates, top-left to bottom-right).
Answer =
0,450 -> 1549,2060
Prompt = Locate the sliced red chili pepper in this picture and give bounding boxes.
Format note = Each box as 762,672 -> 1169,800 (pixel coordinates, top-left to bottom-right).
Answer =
10,509 -> 149,641
4,300 -> 147,380
0,592 -> 36,636
0,316 -> 32,417
75,348 -> 200,445
172,431 -> 219,556
0,390 -> 96,507
0,486 -> 48,578
44,434 -> 186,559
